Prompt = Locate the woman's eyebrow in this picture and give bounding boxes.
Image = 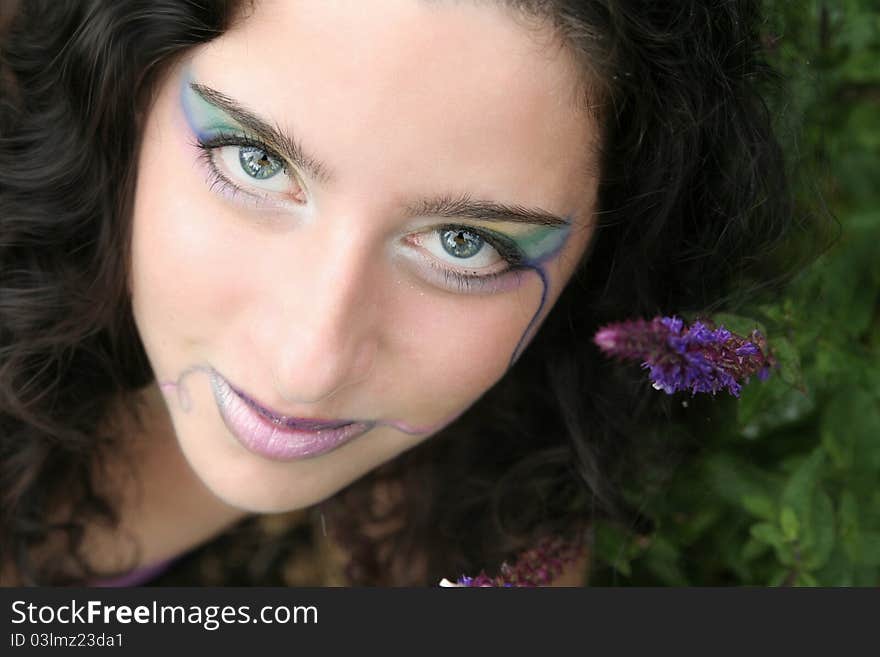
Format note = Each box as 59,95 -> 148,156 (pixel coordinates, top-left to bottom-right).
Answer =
190,82 -> 572,228
190,82 -> 334,185
404,195 -> 571,227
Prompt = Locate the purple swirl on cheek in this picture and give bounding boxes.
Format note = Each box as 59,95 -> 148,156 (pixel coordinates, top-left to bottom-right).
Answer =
506,219 -> 574,367
507,264 -> 550,367
158,363 -> 215,413
376,411 -> 467,436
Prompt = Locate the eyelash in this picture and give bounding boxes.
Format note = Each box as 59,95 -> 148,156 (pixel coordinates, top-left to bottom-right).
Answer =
193,132 -> 303,207
431,263 -> 524,294
418,223 -> 526,294
193,133 -> 529,294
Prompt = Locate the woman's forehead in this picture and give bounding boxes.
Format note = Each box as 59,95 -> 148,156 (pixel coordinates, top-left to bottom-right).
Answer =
189,0 -> 598,223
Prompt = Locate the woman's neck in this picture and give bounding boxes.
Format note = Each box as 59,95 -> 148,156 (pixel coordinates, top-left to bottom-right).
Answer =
81,380 -> 250,575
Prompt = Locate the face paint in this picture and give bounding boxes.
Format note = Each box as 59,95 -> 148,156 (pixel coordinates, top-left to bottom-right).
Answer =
132,0 -> 597,517
159,364 -> 465,461
505,220 -> 573,366
510,223 -> 571,264
180,69 -> 240,140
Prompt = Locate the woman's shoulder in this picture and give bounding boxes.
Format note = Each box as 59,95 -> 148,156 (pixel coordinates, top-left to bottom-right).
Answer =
88,558 -> 178,587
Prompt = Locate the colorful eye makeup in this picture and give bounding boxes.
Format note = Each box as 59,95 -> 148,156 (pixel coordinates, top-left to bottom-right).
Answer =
180,77 -> 305,210
179,68 -> 573,348
401,221 -> 570,296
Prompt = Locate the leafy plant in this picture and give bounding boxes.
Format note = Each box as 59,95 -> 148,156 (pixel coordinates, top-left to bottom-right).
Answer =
590,0 -> 880,586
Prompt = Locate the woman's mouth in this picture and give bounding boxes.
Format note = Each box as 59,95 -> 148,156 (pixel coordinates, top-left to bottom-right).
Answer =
208,370 -> 372,461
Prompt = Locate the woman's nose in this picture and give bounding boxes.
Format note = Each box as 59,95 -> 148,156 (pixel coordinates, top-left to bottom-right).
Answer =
262,229 -> 381,406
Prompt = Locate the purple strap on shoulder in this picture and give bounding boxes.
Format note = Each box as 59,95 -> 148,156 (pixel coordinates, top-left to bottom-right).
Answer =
89,558 -> 175,587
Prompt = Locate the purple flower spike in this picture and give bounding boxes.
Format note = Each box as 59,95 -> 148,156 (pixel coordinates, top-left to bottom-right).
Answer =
439,535 -> 587,587
593,315 -> 777,398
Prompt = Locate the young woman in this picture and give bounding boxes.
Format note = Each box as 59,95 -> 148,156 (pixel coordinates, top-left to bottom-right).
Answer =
0,0 -> 816,586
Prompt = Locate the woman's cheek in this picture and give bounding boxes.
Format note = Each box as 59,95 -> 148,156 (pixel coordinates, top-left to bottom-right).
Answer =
130,123 -> 255,365
388,272 -> 544,412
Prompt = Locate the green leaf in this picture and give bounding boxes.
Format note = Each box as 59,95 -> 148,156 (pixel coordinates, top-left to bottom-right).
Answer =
742,494 -> 777,522
803,489 -> 835,571
821,388 -> 880,473
853,566 -> 880,587
736,374 -> 815,439
780,506 -> 800,541
815,544 -> 856,586
641,535 -> 687,586
750,522 -> 795,566
768,567 -> 791,587
703,454 -> 778,510
797,224 -> 880,341
741,537 -> 771,562
772,336 -> 807,391
750,522 -> 785,548
675,507 -> 723,545
839,491 -> 862,562
795,571 -> 819,587
781,448 -> 826,520
860,532 -> 880,567
592,522 -> 637,577
845,210 -> 880,232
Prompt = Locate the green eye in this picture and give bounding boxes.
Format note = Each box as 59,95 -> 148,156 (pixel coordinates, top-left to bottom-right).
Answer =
238,146 -> 283,180
441,228 -> 484,259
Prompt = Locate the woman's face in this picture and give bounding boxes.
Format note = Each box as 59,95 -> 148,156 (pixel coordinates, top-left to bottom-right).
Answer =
130,0 -> 598,512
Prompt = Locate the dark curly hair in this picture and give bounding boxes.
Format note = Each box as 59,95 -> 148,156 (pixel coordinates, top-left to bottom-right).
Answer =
0,0 -> 827,585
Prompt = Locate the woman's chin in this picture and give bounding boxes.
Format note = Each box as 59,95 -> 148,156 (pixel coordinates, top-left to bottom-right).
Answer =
170,427 -> 364,514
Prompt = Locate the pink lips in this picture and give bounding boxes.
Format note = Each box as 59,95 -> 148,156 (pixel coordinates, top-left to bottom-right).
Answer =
209,371 -> 371,461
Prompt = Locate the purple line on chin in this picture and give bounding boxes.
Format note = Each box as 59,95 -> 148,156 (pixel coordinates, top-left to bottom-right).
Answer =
158,363 -> 450,439
380,410 -> 465,436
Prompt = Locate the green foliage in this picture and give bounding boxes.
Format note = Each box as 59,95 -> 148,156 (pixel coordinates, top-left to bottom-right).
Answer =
590,0 -> 880,586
